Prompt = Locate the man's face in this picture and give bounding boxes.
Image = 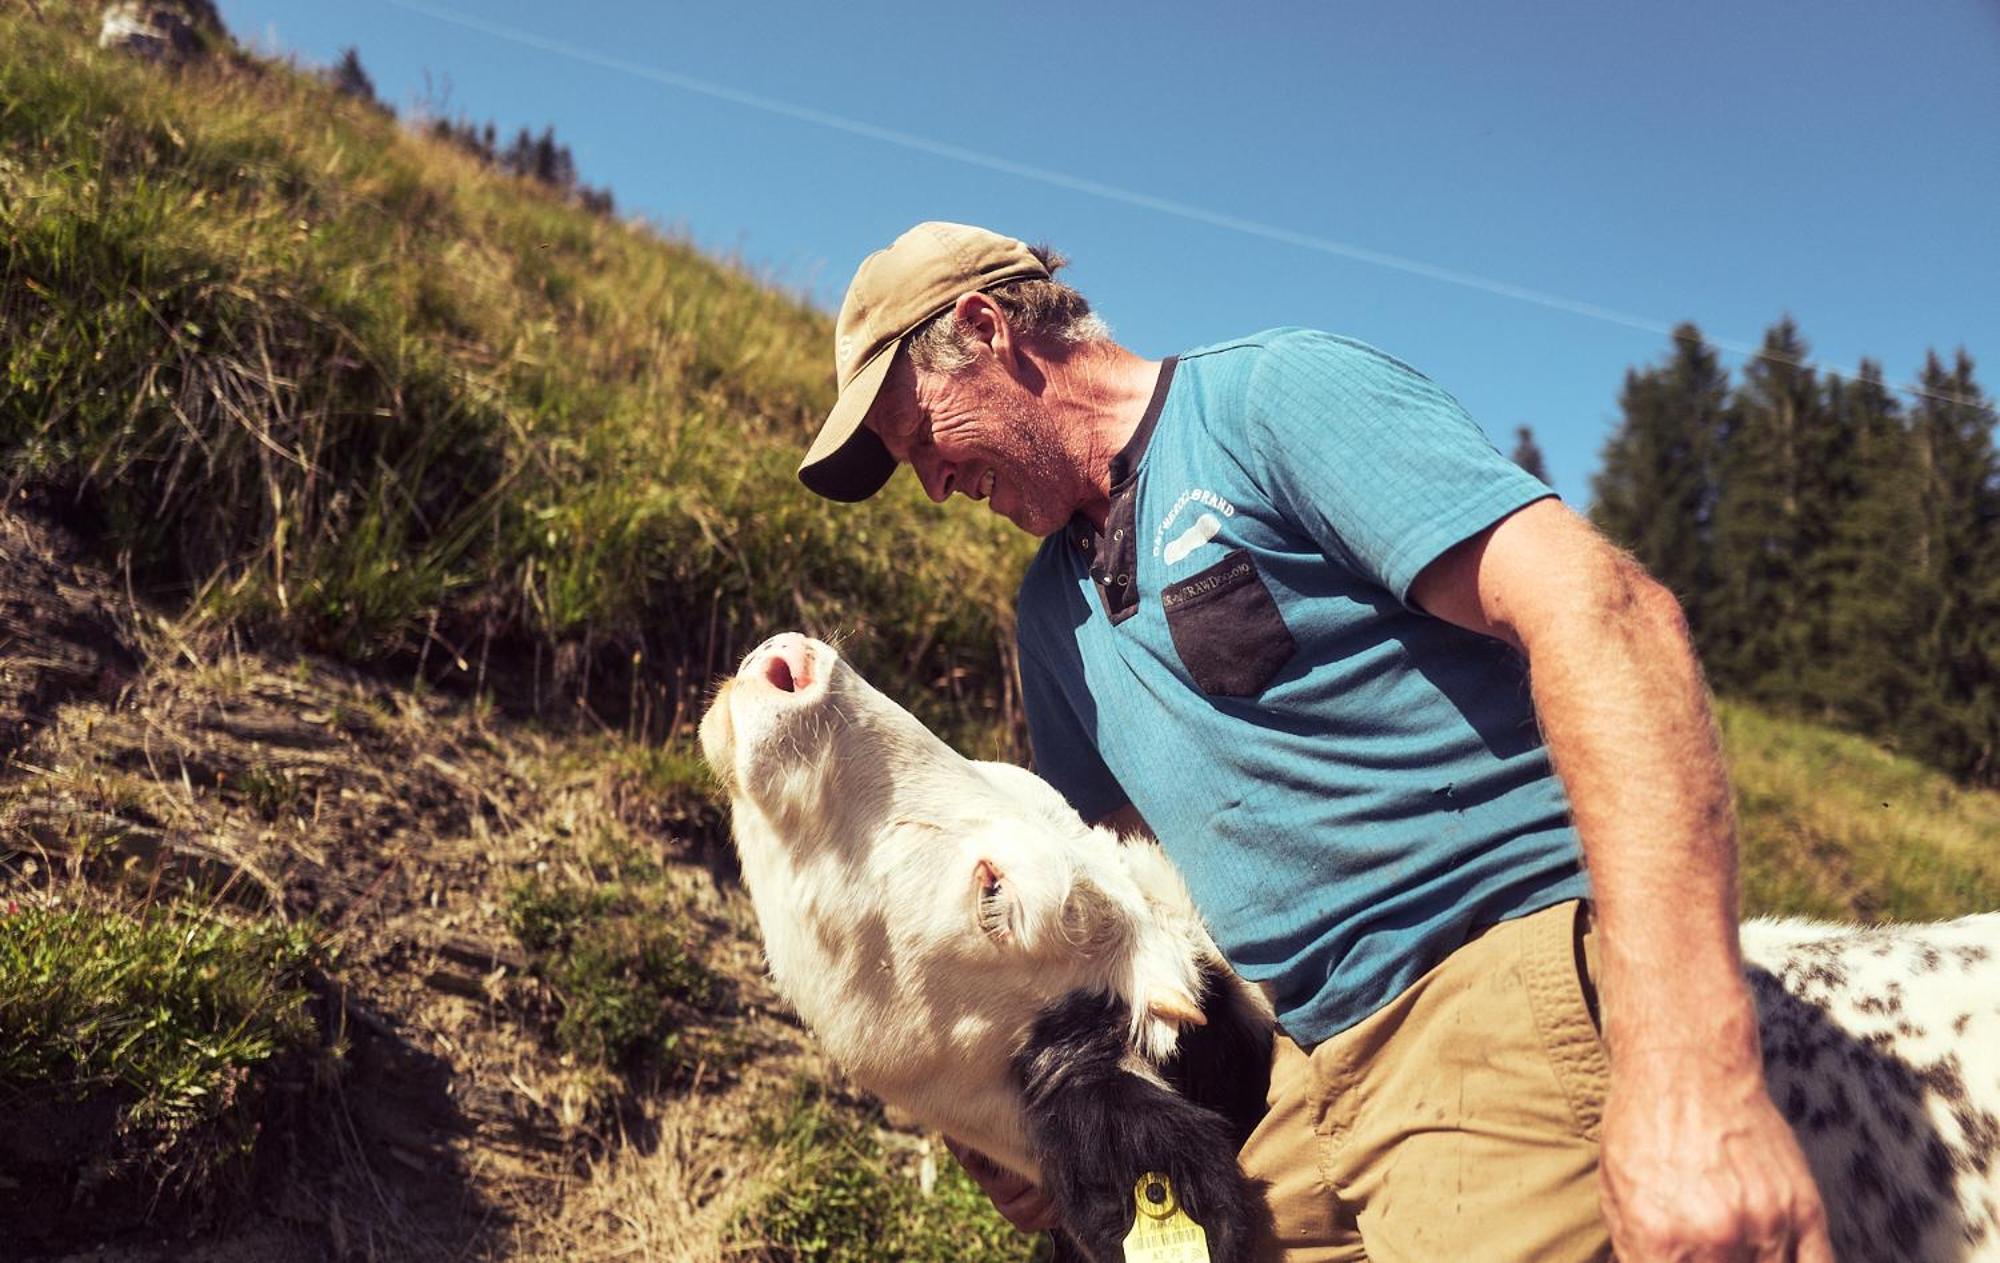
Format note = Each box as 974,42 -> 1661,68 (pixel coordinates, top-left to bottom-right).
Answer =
867,351 -> 1082,538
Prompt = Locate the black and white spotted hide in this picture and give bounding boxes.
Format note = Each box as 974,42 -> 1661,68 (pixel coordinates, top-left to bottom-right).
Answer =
1018,961 -> 1276,1263
1746,914 -> 2000,1263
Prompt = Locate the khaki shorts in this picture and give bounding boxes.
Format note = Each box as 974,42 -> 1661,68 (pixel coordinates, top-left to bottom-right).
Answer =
1241,899 -> 1612,1262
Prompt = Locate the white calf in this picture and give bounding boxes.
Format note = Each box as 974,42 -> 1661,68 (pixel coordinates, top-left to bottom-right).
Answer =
700,632 -> 1274,1260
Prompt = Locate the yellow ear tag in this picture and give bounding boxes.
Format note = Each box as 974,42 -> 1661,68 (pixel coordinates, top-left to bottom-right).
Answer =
1122,1171 -> 1210,1263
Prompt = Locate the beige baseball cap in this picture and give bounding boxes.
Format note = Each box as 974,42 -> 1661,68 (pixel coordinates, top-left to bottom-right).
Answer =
797,221 -> 1049,502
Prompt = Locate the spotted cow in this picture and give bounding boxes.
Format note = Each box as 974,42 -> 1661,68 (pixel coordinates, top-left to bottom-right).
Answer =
1745,916 -> 2000,1262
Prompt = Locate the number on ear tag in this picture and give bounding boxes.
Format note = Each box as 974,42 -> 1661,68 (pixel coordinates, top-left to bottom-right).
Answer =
1122,1170 -> 1210,1263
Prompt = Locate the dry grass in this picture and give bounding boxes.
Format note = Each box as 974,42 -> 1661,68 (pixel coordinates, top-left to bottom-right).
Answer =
0,568 -> 1025,1259
518,1085 -> 794,1263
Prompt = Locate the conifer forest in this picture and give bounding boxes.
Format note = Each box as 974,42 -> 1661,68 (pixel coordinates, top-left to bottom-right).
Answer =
1589,322 -> 1999,786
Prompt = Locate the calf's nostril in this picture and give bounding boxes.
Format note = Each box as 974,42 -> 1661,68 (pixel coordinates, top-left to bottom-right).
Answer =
763,655 -> 796,692
752,637 -> 814,693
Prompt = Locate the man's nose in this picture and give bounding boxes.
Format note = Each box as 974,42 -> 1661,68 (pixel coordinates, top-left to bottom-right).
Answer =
913,454 -> 955,504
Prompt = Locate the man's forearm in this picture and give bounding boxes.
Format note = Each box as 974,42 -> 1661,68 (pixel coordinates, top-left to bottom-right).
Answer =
1410,501 -> 1830,1259
1521,556 -> 1757,1062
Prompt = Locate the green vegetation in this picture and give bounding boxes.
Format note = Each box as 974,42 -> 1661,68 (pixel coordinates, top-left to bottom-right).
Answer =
1725,701 -> 2000,922
0,5 -> 1023,1249
0,895 -> 321,1192
505,870 -> 734,1078
0,1 -> 1031,756
731,1085 -> 1042,1263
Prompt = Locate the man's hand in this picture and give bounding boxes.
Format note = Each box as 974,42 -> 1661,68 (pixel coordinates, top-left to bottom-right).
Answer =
943,1137 -> 1060,1233
1600,1041 -> 1833,1261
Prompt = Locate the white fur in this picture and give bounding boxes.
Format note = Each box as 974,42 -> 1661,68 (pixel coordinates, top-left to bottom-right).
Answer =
1742,914 -> 2000,1262
700,633 -> 1233,1179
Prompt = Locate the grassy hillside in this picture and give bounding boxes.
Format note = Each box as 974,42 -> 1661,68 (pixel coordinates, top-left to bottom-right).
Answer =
1,5 -> 1996,1262
0,0 -> 1032,758
1725,701 -> 2000,922
2,4 -> 1037,1258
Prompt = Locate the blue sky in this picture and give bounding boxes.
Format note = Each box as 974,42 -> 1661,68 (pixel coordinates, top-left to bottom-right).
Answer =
214,0 -> 2000,501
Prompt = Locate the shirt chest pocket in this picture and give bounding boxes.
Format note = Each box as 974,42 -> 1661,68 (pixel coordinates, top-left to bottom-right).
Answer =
1159,549 -> 1297,696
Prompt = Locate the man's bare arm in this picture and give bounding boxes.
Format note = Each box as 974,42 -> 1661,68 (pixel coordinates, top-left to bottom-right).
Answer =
1411,497 -> 1830,1262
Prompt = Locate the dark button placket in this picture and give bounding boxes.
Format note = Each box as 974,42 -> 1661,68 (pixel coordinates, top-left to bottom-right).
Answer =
1077,356 -> 1176,627
1089,493 -> 1141,624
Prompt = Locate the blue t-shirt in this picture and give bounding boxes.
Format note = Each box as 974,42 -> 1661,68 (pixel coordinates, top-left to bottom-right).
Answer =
1016,328 -> 1590,1047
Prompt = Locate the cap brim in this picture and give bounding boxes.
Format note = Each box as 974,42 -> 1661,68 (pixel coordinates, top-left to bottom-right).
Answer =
798,340 -> 900,502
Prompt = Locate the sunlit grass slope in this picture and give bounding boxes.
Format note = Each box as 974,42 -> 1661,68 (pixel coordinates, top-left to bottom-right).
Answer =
0,1 -> 1032,754
1724,701 -> 2000,922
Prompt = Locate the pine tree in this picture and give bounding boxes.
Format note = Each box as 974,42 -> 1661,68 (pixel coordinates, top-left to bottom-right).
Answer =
1709,317 -> 1823,701
1790,348 -> 1864,719
1815,362 -> 1920,733
1596,325 -> 2000,787
332,47 -> 377,106
504,127 -> 536,178
532,127 -> 561,186
1591,323 -> 1729,649
1905,351 -> 2000,780
1510,426 -> 1550,484
526,127 -> 575,189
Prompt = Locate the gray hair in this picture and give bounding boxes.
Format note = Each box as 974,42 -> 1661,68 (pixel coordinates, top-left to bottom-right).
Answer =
905,243 -> 1111,374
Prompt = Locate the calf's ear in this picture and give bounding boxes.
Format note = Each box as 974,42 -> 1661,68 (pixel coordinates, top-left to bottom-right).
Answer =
973,857 -> 1024,945
972,853 -> 1088,953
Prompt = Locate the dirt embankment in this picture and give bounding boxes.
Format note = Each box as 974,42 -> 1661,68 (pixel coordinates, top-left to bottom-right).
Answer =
0,502 -> 826,1261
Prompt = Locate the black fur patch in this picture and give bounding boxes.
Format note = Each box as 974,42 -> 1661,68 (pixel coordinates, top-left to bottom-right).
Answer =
1160,961 -> 1276,1151
1014,982 -> 1272,1263
1750,965 -> 1970,1256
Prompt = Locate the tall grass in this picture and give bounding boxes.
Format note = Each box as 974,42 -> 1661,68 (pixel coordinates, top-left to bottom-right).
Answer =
1,3 -> 1032,755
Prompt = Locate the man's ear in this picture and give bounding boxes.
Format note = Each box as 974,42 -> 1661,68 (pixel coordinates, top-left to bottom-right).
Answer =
950,291 -> 1016,369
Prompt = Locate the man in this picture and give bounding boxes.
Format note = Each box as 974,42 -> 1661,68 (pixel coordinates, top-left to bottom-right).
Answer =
795,221 -> 1830,1262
